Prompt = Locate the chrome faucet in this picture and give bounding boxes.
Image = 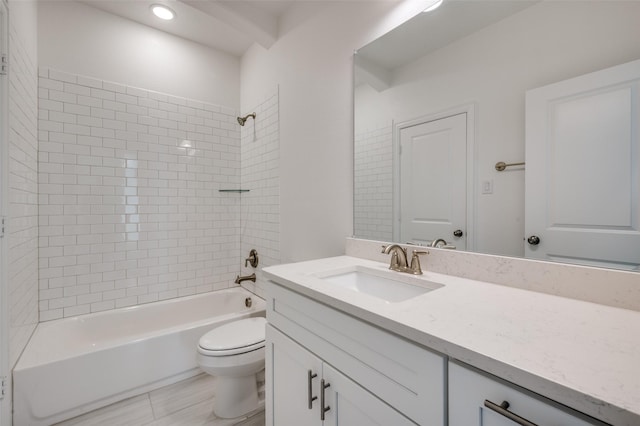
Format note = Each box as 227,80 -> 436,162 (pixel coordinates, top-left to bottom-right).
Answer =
382,244 -> 408,271
430,238 -> 447,248
381,245 -> 429,275
235,273 -> 256,284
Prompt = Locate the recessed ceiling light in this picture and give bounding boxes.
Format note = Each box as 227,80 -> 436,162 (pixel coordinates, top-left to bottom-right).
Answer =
423,0 -> 443,13
151,4 -> 175,20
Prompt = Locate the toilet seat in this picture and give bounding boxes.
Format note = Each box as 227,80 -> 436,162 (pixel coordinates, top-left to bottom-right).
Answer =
198,317 -> 266,356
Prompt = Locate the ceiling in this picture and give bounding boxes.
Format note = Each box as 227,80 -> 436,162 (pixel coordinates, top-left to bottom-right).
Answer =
78,0 -> 295,57
355,0 -> 538,88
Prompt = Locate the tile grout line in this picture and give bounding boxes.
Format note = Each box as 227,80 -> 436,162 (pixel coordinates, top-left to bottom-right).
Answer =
146,392 -> 158,421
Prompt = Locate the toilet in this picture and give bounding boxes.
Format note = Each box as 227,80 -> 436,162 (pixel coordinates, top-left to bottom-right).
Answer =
197,316 -> 267,418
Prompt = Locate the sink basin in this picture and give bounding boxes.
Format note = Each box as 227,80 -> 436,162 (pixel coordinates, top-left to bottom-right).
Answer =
314,266 -> 443,303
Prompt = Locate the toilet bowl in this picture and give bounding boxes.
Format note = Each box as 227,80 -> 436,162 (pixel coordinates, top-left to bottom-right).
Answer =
197,316 -> 267,419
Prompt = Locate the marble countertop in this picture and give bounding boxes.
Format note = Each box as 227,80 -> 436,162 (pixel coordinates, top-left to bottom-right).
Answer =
263,255 -> 640,426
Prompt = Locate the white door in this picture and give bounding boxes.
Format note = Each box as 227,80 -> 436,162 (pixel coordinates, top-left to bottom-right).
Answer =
266,325 -> 322,426
525,59 -> 640,270
322,363 -> 415,426
399,113 -> 467,248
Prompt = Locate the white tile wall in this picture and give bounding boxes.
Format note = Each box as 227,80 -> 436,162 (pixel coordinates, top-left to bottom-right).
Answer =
38,68 -> 242,320
239,88 -> 280,298
8,19 -> 39,367
354,124 -> 393,242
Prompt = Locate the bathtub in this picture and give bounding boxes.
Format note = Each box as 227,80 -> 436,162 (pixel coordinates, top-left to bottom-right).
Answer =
13,287 -> 265,426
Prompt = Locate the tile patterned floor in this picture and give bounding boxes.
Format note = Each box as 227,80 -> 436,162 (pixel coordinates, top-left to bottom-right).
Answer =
54,373 -> 265,426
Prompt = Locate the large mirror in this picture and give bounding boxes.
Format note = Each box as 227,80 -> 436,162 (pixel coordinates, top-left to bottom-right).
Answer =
354,0 -> 640,270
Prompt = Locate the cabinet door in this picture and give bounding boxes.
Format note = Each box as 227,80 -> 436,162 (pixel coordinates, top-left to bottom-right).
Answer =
322,363 -> 416,426
449,362 -> 598,426
266,325 -> 323,426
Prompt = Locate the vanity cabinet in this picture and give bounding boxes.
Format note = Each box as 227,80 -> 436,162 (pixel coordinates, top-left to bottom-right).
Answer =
267,325 -> 415,425
267,324 -> 321,425
265,281 -> 446,426
449,362 -> 603,426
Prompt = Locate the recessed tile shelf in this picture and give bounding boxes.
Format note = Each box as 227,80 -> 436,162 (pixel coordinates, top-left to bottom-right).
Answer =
219,189 -> 250,193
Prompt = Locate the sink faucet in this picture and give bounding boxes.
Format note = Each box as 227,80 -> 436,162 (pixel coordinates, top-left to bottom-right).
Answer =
381,245 -> 429,275
430,238 -> 447,248
382,244 -> 408,271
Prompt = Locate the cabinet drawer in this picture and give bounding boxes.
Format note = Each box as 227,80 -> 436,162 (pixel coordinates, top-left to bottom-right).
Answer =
266,281 -> 445,425
449,361 -> 608,426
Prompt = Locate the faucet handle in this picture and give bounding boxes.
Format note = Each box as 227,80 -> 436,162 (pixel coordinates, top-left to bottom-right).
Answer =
381,245 -> 387,253
244,249 -> 259,268
389,251 -> 401,270
409,250 -> 429,275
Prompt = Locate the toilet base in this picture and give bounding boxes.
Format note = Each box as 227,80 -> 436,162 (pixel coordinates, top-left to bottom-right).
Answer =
213,374 -> 260,418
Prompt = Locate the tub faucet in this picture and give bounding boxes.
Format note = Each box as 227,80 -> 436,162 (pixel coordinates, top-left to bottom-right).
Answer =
381,244 -> 429,275
235,273 -> 256,284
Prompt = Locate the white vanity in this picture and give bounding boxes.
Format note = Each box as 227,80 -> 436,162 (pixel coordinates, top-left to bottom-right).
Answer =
263,241 -> 640,426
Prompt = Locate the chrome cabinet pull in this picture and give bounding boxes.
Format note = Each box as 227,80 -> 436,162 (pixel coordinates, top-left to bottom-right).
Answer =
484,400 -> 539,426
307,370 -> 318,409
320,379 -> 331,420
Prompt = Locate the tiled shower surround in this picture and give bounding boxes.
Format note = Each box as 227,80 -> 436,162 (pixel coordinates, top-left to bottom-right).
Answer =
239,88 -> 280,299
354,124 -> 393,242
37,68 -> 244,321
8,17 -> 39,366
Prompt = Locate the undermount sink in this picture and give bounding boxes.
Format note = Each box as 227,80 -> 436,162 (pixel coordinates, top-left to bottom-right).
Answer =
313,266 -> 443,303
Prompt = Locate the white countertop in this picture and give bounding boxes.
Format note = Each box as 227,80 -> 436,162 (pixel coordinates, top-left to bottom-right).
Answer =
263,255 -> 640,426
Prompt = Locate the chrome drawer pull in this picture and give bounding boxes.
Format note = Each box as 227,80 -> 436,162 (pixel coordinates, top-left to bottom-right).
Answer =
484,400 -> 539,426
307,370 -> 318,409
320,379 -> 331,420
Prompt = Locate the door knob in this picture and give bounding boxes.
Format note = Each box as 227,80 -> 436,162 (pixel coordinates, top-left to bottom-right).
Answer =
527,235 -> 540,245
453,229 -> 463,238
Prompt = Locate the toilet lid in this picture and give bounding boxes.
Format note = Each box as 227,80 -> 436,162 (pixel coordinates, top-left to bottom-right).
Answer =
199,317 -> 266,354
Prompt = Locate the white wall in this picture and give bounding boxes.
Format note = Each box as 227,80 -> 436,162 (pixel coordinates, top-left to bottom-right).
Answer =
240,1 -> 423,263
7,0 -> 38,369
4,1 -> 38,424
38,1 -> 240,108
33,1 -> 250,319
37,68 -> 242,320
355,1 -> 640,257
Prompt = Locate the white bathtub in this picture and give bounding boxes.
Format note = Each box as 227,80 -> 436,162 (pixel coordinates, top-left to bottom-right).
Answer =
13,287 -> 265,426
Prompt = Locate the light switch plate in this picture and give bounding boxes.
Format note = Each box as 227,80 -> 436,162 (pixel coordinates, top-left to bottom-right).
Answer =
481,179 -> 493,194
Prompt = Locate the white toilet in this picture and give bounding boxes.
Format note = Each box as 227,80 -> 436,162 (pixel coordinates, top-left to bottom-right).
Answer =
197,316 -> 267,418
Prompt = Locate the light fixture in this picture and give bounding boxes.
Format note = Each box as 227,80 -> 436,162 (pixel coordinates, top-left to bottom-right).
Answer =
423,0 -> 443,13
151,4 -> 175,20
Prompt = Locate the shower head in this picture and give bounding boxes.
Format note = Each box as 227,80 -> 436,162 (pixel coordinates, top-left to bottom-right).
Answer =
237,113 -> 256,126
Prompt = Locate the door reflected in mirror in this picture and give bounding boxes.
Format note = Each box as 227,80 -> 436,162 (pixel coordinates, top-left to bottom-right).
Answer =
354,0 -> 640,271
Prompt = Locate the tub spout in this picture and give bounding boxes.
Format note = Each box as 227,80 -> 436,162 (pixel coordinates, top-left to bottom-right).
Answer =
235,273 -> 256,284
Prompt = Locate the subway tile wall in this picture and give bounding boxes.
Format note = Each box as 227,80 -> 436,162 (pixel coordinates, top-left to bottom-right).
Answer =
8,18 -> 40,366
354,124 -> 393,242
38,68 -> 242,321
238,88 -> 280,299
